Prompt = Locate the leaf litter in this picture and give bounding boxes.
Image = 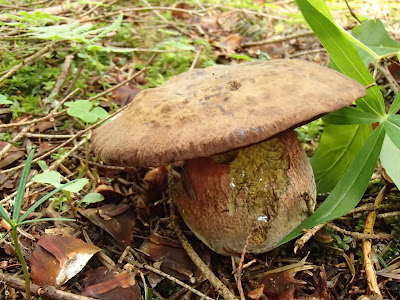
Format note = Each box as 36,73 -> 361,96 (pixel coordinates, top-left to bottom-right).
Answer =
0,1 -> 400,299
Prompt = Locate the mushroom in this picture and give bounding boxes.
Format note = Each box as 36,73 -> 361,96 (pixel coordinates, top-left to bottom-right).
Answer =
92,59 -> 366,255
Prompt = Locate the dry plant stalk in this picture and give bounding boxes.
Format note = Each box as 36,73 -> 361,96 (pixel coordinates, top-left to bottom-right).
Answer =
362,185 -> 388,297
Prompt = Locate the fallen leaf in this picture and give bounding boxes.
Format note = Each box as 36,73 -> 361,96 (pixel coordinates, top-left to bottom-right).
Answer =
0,141 -> 24,169
171,3 -> 192,19
30,235 -> 101,286
82,266 -> 141,299
31,121 -> 56,133
80,203 -> 136,246
140,232 -> 196,281
215,34 -> 243,54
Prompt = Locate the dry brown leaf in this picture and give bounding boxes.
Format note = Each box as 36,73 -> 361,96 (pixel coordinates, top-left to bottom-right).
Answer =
82,266 -> 141,299
80,203 -> 136,246
30,235 -> 101,286
0,141 -> 24,169
215,34 -> 243,54
140,232 -> 196,281
171,3 -> 192,19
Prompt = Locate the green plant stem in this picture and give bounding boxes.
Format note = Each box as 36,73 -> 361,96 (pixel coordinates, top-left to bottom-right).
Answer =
11,227 -> 31,300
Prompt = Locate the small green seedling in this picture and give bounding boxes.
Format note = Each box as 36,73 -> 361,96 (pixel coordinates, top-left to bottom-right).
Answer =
0,150 -> 76,300
65,100 -> 109,124
32,163 -> 104,214
0,94 -> 12,105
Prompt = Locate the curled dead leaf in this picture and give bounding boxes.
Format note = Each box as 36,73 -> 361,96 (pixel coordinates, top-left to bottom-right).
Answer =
82,266 -> 141,299
30,235 -> 101,286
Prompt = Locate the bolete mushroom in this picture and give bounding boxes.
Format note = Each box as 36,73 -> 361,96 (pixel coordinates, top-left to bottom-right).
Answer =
92,59 -> 366,255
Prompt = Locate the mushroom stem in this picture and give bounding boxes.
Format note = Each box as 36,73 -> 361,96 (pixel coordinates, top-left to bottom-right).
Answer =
168,167 -> 238,300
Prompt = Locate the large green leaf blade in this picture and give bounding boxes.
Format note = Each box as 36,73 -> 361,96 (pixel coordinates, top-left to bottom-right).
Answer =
388,92 -> 400,116
352,19 -> 400,65
311,124 -> 371,193
295,0 -> 384,116
280,124 -> 385,245
384,114 -> 400,149
380,134 -> 400,190
322,107 -> 382,125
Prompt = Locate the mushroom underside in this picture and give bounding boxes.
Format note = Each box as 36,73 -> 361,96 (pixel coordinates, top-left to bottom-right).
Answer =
174,130 -> 316,255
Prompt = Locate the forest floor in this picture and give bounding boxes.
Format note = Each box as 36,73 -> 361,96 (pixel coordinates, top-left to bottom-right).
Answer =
1,1 -> 400,299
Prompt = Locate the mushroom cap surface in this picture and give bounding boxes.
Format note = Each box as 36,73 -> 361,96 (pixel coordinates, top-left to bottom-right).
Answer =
92,59 -> 366,167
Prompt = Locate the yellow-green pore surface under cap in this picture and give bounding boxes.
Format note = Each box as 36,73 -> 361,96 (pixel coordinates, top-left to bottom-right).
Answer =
92,59 -> 366,167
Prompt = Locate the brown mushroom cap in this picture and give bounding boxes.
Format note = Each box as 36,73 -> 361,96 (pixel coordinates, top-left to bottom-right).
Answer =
92,59 -> 366,167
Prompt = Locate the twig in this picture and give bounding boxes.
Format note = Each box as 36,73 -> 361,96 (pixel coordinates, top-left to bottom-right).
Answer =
0,135 -> 90,205
167,167 -> 238,300
189,45 -> 204,71
0,43 -> 54,87
86,67 -> 147,102
24,133 -> 76,139
44,54 -> 74,105
1,97 -> 129,175
235,224 -> 255,300
0,88 -> 80,130
141,0 -> 188,35
0,272 -> 95,300
289,48 -> 326,58
124,260 -> 214,300
377,64 -> 400,94
326,223 -> 393,240
344,0 -> 362,24
294,222 -> 327,253
362,185 -> 388,298
242,31 -> 314,47
0,124 -> 33,160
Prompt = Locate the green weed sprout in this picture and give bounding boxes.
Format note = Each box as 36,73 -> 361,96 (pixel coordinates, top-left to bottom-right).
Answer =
0,150 -> 75,300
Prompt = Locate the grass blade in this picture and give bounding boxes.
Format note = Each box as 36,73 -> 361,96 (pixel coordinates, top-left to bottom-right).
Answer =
13,150 -> 35,222
19,217 -> 75,226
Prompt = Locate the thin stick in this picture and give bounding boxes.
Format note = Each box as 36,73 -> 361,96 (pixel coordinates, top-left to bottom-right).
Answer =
125,260 -> 214,300
0,124 -> 33,160
0,272 -> 94,300
327,223 -> 393,240
43,54 -> 74,105
189,45 -> 204,71
0,44 -> 54,87
294,222 -> 327,253
242,31 -> 314,47
362,185 -> 388,298
236,224 -> 255,300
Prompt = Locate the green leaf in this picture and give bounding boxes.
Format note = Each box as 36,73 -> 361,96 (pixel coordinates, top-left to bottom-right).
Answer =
311,124 -> 371,193
91,107 -> 109,120
383,114 -> 400,148
0,94 -> 12,105
352,19 -> 400,65
322,107 -> 382,125
32,170 -> 61,187
380,134 -> 400,190
295,0 -> 384,116
37,160 -> 48,171
13,150 -> 35,221
80,193 -> 104,204
388,92 -> 400,116
62,178 -> 89,193
65,100 -> 106,123
280,124 -> 385,245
